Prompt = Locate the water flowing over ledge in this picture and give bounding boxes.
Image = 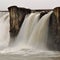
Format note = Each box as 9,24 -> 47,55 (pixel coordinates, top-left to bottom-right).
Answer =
0,8 -> 60,60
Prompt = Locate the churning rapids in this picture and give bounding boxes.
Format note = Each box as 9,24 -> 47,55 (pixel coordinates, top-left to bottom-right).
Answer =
0,11 -> 60,57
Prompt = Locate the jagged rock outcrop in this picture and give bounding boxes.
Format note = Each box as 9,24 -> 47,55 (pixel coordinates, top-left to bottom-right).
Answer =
8,6 -> 31,37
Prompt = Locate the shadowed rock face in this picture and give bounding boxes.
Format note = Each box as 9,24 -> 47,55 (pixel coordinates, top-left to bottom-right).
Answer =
8,6 -> 31,37
47,7 -> 60,51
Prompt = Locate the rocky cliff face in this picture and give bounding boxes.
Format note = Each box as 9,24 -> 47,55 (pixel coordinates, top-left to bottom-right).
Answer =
47,7 -> 60,51
8,6 -> 31,37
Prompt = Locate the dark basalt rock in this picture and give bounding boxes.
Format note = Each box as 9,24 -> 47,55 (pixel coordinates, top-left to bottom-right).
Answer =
8,6 -> 31,37
47,7 -> 60,51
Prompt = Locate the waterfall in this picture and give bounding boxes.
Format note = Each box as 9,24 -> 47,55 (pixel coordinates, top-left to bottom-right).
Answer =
28,11 -> 53,50
0,12 -> 41,53
14,12 -> 40,45
0,11 -> 53,54
0,12 -> 10,49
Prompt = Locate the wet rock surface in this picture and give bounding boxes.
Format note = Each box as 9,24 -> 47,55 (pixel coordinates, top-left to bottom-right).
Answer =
47,7 -> 60,51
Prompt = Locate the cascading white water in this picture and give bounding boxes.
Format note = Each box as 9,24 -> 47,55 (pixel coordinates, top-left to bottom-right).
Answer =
0,12 -> 41,53
0,10 -> 60,60
0,12 -> 10,49
14,12 -> 40,45
0,11 -> 53,55
0,12 -> 57,56
28,11 -> 53,50
9,12 -> 40,46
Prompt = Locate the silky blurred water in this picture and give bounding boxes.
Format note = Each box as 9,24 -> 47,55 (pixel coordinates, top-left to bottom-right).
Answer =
0,12 -> 59,60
